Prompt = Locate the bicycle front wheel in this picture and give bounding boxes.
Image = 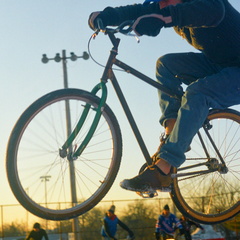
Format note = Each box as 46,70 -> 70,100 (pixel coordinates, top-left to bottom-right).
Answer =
171,109 -> 240,224
6,88 -> 122,220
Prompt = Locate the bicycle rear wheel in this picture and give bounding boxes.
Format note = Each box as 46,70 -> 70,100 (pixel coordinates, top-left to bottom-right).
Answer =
171,109 -> 240,224
6,88 -> 122,220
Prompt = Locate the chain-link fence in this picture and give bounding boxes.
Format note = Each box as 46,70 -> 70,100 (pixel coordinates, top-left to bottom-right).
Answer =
0,197 -> 239,240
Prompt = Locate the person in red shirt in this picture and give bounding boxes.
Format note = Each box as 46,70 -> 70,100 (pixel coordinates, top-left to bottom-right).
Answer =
101,205 -> 134,240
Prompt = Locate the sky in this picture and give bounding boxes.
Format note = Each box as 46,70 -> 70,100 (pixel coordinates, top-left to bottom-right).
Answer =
0,0 -> 239,222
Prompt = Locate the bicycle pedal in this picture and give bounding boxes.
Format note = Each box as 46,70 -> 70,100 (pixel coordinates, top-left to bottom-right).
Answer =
136,190 -> 158,198
158,186 -> 172,193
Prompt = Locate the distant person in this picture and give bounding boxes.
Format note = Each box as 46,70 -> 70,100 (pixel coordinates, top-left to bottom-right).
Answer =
101,205 -> 135,240
26,223 -> 49,240
155,204 -> 184,240
180,215 -> 204,240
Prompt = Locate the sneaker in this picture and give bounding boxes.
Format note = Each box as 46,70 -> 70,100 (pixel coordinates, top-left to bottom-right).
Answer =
120,165 -> 172,192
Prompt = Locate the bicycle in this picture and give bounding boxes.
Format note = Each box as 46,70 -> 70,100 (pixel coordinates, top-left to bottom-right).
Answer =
6,21 -> 240,222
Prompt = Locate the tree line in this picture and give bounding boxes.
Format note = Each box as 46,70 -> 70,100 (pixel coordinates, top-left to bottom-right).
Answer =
0,200 -> 239,240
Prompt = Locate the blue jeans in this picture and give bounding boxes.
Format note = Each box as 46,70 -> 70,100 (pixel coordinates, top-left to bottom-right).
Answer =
156,52 -> 240,167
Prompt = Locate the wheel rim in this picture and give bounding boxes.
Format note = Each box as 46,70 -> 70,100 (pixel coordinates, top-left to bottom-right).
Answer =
7,91 -> 121,219
172,111 -> 240,223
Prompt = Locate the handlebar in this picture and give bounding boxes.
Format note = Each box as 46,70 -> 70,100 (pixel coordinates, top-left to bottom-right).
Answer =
96,19 -> 134,35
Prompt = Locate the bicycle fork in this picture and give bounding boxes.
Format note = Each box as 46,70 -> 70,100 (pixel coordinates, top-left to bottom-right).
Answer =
59,82 -> 108,160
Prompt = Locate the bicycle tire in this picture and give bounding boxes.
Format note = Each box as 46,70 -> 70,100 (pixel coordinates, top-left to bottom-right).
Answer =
171,108 -> 240,224
6,88 -> 122,220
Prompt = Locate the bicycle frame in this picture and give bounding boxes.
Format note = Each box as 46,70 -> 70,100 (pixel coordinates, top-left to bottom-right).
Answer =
60,31 -> 226,177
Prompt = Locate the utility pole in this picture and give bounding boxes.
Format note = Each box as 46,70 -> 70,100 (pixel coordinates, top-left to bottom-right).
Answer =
41,50 -> 89,240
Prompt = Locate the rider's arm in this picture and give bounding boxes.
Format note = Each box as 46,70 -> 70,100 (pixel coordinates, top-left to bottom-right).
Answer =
155,215 -> 161,236
118,219 -> 134,237
160,0 -> 225,28
25,231 -> 33,240
189,220 -> 204,230
89,3 -> 161,29
89,0 -> 226,32
42,230 -> 49,240
173,215 -> 183,229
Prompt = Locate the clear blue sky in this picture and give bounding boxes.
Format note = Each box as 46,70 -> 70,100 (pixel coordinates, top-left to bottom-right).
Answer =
0,0 -> 239,219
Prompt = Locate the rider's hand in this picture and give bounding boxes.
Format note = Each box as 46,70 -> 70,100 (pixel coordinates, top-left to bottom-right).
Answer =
88,11 -> 101,30
132,14 -> 165,36
128,231 -> 135,239
88,7 -> 119,31
128,230 -> 134,237
127,236 -> 135,240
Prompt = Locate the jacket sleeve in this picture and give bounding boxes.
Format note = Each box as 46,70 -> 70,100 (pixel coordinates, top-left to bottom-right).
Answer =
173,215 -> 183,229
118,219 -> 133,235
155,216 -> 161,233
189,220 -> 204,230
161,0 -> 225,28
43,230 -> 49,240
97,3 -> 161,26
25,231 -> 32,240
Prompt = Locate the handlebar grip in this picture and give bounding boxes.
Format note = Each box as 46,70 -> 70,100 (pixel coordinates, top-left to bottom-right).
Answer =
95,20 -> 134,35
96,18 -> 105,31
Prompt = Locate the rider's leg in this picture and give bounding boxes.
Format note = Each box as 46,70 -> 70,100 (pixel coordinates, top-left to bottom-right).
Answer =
120,52 -> 224,191
155,52 -> 223,174
120,53 -> 240,191
165,118 -> 176,135
157,66 -> 240,172
156,52 -> 221,128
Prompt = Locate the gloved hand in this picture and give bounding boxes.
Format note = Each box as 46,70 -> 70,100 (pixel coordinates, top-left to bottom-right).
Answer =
128,230 -> 134,237
128,230 -> 135,239
127,235 -> 135,240
132,14 -> 165,36
88,7 -> 119,31
88,11 -> 101,30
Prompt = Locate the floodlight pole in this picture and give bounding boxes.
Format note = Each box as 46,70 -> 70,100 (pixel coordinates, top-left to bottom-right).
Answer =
61,50 -> 79,240
42,50 -> 89,240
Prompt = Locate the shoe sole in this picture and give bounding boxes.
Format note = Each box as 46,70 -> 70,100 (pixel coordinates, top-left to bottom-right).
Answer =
120,181 -> 172,193
136,187 -> 172,198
